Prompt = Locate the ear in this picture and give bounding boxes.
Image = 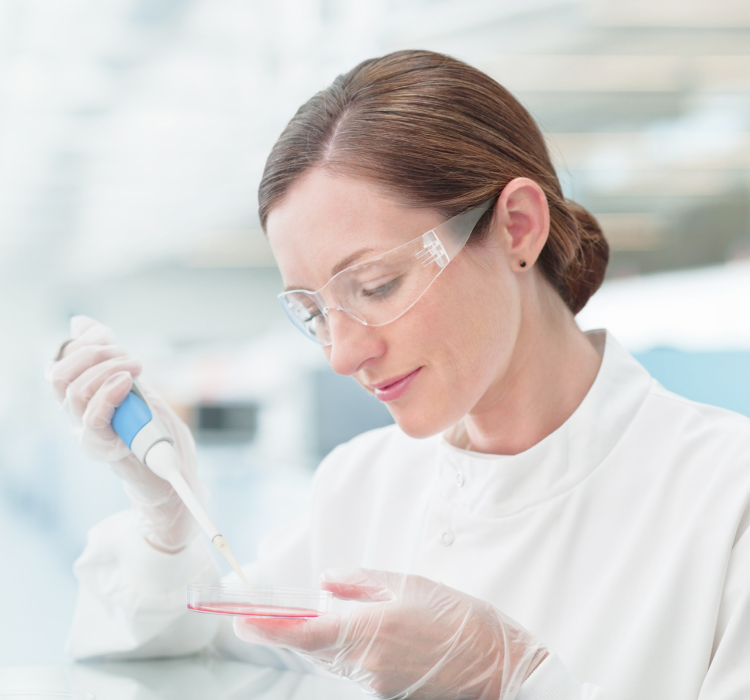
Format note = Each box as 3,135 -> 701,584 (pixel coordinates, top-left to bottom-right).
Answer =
492,177 -> 550,269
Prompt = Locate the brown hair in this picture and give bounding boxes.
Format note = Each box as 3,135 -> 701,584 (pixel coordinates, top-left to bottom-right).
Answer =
258,50 -> 608,314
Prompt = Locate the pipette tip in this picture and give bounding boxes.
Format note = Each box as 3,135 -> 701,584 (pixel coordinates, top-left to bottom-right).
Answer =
212,534 -> 252,589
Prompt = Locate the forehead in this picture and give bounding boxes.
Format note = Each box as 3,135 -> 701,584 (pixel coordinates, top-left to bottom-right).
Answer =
267,170 -> 442,291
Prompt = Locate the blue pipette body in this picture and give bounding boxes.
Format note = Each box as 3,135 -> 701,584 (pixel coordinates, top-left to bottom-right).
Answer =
111,383 -> 223,542
112,391 -> 155,450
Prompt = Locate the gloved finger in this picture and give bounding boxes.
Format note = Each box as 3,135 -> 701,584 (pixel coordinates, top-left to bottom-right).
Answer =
50,316 -> 107,362
320,568 -> 399,602
70,315 -> 109,340
54,317 -> 117,364
81,370 -> 133,430
233,612 -> 342,653
46,344 -> 129,403
66,356 -> 143,420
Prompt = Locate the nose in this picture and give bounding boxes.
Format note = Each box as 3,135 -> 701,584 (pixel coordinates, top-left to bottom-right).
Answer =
324,309 -> 386,376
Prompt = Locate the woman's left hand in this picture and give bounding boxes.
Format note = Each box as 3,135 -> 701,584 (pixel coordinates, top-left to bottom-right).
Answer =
233,569 -> 548,699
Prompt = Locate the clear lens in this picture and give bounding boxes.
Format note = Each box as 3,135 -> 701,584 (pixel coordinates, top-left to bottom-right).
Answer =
278,235 -> 448,346
278,199 -> 494,345
279,292 -> 329,344
330,235 -> 446,325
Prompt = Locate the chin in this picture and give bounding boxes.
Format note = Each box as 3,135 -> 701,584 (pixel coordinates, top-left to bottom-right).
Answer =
388,402 -> 455,440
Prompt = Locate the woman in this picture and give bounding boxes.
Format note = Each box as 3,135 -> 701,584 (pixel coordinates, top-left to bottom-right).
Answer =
47,51 -> 750,699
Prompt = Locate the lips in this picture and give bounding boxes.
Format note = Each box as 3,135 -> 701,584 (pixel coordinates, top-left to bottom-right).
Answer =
368,368 -> 422,402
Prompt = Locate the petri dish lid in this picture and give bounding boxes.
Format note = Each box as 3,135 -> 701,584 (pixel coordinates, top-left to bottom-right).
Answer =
187,583 -> 333,618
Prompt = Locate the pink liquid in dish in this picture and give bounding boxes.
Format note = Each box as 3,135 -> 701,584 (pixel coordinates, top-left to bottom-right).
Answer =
188,601 -> 323,618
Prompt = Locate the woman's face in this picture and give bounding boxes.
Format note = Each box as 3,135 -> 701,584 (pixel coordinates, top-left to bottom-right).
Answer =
267,169 -> 525,439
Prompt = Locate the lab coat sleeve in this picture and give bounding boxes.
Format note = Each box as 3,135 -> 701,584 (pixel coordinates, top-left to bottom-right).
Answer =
67,509 -> 221,660
698,509 -> 750,698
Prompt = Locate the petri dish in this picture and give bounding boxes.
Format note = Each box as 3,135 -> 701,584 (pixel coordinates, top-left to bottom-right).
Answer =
187,583 -> 333,618
0,694 -> 95,699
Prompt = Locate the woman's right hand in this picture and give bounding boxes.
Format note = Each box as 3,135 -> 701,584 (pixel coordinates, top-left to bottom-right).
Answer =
45,315 -> 207,553
46,315 -> 145,463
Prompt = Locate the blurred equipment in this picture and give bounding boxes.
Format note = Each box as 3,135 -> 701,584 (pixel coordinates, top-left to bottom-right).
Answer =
313,367 -> 394,459
635,349 -> 750,418
195,403 -> 258,444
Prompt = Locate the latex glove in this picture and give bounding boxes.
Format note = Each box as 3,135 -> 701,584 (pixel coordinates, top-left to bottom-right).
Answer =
234,568 -> 548,699
45,315 -> 206,553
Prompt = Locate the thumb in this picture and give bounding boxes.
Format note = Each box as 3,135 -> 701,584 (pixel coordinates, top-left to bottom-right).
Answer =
319,567 -> 401,602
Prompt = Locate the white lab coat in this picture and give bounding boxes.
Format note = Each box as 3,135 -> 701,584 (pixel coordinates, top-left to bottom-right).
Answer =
69,331 -> 750,700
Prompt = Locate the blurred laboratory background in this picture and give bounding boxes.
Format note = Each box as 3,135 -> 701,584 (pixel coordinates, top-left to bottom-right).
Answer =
1,0 -> 749,665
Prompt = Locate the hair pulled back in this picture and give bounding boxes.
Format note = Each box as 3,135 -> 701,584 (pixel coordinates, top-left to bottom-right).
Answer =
258,50 -> 608,315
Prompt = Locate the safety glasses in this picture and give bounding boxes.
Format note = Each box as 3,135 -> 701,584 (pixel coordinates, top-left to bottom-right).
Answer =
278,198 -> 495,345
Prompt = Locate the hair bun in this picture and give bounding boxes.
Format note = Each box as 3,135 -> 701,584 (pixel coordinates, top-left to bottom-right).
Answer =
562,201 -> 609,315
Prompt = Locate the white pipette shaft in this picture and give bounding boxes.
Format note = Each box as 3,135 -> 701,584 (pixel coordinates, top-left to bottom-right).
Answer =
144,440 -> 251,587
145,440 -> 221,539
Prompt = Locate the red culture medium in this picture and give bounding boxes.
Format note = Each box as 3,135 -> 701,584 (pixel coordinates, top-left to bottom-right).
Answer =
188,601 -> 324,618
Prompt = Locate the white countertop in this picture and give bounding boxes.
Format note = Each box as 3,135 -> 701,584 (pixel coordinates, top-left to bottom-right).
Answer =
0,656 -> 369,700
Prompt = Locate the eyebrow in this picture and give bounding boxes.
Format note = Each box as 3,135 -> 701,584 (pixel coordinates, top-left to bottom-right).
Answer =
284,246 -> 376,292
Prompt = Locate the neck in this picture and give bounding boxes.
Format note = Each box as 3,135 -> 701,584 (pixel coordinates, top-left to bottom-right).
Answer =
460,286 -> 602,456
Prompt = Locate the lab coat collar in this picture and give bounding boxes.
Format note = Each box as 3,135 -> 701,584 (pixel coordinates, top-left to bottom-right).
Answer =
437,330 -> 654,517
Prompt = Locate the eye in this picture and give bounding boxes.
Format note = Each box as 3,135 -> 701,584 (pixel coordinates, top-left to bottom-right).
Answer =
304,308 -> 323,323
362,277 -> 401,298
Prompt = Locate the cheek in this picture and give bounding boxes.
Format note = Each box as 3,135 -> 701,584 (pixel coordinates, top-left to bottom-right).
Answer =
426,260 -> 518,374
395,261 -> 520,428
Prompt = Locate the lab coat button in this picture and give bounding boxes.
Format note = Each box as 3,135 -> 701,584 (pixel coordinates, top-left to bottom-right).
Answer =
456,472 -> 465,487
441,531 -> 455,546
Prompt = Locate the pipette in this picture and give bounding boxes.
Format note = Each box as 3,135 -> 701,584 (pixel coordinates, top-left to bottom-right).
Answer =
111,382 -> 251,587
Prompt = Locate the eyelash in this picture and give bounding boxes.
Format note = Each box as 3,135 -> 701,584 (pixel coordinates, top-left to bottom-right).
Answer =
362,278 -> 400,298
